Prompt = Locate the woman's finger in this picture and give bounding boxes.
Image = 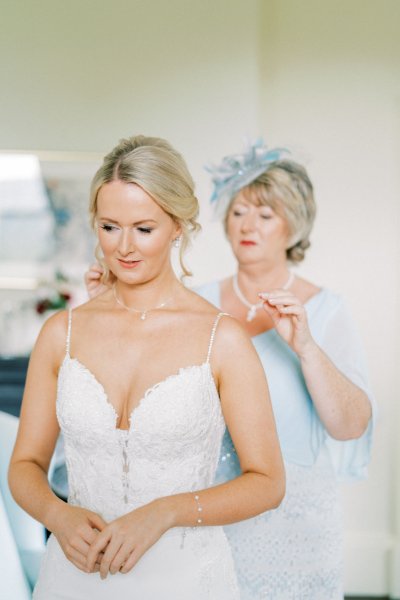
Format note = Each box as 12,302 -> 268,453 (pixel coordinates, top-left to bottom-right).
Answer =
261,294 -> 301,307
278,305 -> 304,316
119,546 -> 142,574
87,511 -> 107,532
64,546 -> 93,573
109,545 -> 134,575
88,270 -> 102,280
89,262 -> 104,273
86,530 -> 111,573
99,538 -> 124,579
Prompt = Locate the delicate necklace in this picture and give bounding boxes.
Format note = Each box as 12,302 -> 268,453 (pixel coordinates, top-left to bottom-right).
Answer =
112,284 -> 173,320
232,271 -> 295,322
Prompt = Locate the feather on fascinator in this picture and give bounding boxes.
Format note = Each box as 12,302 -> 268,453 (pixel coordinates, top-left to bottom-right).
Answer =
205,138 -> 289,217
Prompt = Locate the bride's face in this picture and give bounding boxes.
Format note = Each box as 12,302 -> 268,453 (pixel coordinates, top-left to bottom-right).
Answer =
96,180 -> 180,284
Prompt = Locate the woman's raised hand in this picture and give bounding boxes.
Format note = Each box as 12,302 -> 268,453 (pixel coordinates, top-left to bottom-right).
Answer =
84,263 -> 113,299
86,499 -> 172,579
52,504 -> 107,573
260,289 -> 316,358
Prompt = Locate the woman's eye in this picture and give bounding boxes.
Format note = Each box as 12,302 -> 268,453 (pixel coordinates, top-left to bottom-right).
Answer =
100,224 -> 118,232
260,214 -> 272,220
137,227 -> 153,234
232,210 -> 245,217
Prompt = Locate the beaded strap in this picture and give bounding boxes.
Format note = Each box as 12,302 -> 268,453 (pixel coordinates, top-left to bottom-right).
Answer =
66,309 -> 72,355
206,312 -> 229,364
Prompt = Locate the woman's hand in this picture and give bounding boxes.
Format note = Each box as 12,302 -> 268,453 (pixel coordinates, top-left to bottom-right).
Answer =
84,263 -> 112,299
52,504 -> 107,573
260,289 -> 316,357
86,499 -> 173,579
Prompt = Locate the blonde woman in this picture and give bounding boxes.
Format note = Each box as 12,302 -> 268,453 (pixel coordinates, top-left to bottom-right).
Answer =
8,135 -> 284,599
86,140 -> 374,599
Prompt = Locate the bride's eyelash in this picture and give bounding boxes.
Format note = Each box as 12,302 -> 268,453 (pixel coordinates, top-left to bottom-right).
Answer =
99,224 -> 153,233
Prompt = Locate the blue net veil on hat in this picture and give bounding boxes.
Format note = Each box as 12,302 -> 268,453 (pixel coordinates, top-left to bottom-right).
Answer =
205,138 -> 289,218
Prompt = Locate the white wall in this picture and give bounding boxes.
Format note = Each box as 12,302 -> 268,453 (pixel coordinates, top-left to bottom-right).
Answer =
259,1 -> 400,596
1,0 -> 399,595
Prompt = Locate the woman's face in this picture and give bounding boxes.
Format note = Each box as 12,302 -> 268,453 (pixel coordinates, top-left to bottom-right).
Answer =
226,189 -> 289,268
96,180 -> 180,285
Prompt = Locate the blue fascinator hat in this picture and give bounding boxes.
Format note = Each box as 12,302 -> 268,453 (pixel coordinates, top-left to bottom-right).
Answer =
205,138 -> 289,217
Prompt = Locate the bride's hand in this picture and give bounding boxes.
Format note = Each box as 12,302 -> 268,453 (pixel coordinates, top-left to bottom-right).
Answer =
84,263 -> 113,299
86,499 -> 173,579
260,289 -> 316,358
52,504 -> 107,573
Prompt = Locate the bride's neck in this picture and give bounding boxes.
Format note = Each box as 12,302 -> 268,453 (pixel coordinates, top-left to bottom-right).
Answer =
114,271 -> 180,307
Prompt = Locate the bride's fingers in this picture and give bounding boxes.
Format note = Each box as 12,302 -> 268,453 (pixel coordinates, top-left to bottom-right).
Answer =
86,532 -> 112,573
109,546 -> 134,575
119,546 -> 142,574
65,546 -> 94,573
99,539 -> 124,579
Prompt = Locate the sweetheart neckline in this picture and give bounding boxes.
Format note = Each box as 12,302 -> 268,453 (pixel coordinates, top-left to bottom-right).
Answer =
60,355 -> 216,432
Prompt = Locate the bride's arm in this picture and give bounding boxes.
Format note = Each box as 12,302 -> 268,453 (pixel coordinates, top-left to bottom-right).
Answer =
8,312 -> 106,573
87,315 -> 285,578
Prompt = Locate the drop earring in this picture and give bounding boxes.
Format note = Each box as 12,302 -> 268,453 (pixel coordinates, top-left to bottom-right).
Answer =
173,237 -> 181,248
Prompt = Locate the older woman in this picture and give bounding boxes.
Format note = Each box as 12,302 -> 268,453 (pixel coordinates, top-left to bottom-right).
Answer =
85,140 -> 374,599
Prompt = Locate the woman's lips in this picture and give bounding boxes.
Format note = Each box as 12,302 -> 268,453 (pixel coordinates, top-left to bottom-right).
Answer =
240,241 -> 256,246
117,259 -> 142,269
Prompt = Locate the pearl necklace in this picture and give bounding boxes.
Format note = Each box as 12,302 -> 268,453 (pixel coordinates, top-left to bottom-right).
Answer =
232,272 -> 295,322
112,284 -> 172,320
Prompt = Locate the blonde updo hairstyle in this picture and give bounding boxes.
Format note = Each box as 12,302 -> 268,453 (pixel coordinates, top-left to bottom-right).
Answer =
89,135 -> 200,280
225,160 -> 316,263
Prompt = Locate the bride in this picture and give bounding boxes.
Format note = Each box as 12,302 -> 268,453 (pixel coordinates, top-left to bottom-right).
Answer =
9,134 -> 285,599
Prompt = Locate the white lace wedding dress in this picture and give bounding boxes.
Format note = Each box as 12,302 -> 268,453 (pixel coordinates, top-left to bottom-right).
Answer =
33,311 -> 239,599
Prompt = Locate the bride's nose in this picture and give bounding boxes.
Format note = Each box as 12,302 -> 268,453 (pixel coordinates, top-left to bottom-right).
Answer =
118,229 -> 135,256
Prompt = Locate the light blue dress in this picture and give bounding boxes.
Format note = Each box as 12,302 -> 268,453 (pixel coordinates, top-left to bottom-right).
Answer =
196,281 -> 374,600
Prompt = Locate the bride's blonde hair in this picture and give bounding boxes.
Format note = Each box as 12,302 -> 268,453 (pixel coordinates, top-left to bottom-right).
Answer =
89,135 -> 200,280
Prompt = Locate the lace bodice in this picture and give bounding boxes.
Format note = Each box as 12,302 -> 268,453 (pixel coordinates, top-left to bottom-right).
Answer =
56,311 -> 226,523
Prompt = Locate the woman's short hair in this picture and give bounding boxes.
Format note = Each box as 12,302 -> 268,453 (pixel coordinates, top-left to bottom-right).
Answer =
89,135 -> 200,279
225,160 -> 316,263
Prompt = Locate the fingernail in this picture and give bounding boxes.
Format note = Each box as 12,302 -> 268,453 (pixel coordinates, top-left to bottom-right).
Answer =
258,292 -> 269,299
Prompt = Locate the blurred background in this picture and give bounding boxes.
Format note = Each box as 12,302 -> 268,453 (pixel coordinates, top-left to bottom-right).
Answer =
0,1 -> 398,597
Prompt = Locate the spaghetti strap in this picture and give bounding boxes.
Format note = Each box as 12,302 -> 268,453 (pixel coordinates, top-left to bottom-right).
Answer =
206,312 -> 229,364
66,309 -> 72,355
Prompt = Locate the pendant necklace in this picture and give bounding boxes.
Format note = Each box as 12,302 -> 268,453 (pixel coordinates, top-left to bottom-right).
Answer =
112,284 -> 173,320
232,271 -> 295,322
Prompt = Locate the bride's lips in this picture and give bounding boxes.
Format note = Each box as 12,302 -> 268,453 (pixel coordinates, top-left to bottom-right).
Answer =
240,240 -> 256,246
117,258 -> 142,269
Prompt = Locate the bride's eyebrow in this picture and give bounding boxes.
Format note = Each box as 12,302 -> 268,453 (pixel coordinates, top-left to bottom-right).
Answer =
98,217 -> 158,225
